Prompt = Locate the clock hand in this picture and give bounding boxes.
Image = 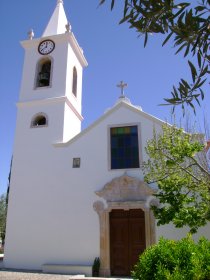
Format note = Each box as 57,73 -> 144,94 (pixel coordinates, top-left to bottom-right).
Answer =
40,42 -> 47,51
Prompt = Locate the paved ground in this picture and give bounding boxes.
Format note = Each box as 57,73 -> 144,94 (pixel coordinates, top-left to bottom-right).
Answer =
0,271 -> 80,280
0,268 -> 131,280
0,257 -> 131,280
0,270 -> 129,280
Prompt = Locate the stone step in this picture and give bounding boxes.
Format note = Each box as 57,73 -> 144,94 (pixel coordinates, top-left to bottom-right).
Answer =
42,264 -> 92,277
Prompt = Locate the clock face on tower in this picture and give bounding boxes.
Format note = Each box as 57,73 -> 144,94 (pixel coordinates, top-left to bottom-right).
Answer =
38,40 -> 55,55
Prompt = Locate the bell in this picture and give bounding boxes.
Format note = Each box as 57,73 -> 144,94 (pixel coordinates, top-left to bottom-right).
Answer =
39,72 -> 50,86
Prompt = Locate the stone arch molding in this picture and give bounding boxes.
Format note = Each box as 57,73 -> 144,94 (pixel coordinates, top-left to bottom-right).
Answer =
95,174 -> 154,203
93,174 -> 157,277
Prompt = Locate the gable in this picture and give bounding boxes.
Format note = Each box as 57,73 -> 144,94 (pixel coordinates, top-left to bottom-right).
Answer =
51,100 -> 165,180
54,100 -> 165,148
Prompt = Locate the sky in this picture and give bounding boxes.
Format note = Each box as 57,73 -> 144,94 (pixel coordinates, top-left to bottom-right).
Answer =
0,0 -> 209,195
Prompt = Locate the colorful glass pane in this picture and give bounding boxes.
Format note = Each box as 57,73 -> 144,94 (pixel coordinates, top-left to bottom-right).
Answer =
110,125 -> 139,169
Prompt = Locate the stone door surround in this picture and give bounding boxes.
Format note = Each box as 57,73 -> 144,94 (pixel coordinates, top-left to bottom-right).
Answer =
93,174 -> 157,277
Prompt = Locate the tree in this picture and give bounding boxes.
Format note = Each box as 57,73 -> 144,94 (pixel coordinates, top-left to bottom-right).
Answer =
0,158 -> 12,247
99,0 -> 210,113
143,124 -> 210,233
0,194 -> 7,246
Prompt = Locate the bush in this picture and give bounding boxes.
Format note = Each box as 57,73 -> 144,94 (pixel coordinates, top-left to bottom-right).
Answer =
132,235 -> 210,280
92,257 -> 100,277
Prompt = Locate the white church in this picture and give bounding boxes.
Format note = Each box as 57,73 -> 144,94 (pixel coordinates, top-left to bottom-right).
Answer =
4,0 -> 210,277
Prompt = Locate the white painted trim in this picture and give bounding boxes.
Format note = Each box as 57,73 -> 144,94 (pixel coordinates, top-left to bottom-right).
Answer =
17,96 -> 66,107
17,96 -> 83,123
65,97 -> 83,121
53,100 -> 168,148
17,96 -> 83,122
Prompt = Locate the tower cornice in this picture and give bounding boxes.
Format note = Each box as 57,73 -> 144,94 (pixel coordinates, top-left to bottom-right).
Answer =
21,33 -> 88,68
17,96 -> 84,121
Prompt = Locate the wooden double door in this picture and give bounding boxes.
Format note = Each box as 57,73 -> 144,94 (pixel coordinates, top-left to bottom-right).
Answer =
110,209 -> 146,276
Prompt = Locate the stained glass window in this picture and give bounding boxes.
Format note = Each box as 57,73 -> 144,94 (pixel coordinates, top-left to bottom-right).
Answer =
110,126 -> 140,169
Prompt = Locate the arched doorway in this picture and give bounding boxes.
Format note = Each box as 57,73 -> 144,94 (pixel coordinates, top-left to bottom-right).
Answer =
93,174 -> 157,277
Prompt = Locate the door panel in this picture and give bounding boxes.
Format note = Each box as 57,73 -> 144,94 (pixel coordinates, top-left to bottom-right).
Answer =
110,209 -> 146,276
129,214 -> 146,272
110,211 -> 129,275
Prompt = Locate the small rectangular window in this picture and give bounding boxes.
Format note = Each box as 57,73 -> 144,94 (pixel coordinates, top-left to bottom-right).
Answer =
73,158 -> 80,168
110,126 -> 140,169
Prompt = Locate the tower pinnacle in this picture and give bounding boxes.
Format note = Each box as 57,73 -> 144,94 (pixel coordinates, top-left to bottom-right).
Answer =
57,0 -> 64,5
42,0 -> 68,37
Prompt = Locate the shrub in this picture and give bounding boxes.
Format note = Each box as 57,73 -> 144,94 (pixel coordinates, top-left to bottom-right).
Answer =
0,247 -> 3,254
132,235 -> 210,280
92,257 -> 100,277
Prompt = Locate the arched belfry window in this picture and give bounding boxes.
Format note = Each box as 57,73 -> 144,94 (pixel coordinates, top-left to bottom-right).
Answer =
31,113 -> 48,128
72,67 -> 77,97
36,58 -> 52,88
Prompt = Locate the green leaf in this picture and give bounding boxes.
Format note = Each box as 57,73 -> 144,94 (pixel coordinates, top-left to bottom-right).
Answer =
119,14 -> 131,24
199,88 -> 204,100
184,43 -> 191,57
196,78 -> 207,88
197,52 -> 202,68
175,43 -> 188,55
181,79 -> 190,89
162,31 -> 173,46
164,98 -> 181,105
173,86 -> 179,98
195,5 -> 206,13
200,65 -> 209,77
188,61 -> 197,82
144,32 -> 148,47
189,102 -> 196,114
111,0 -> 115,10
99,0 -> 106,6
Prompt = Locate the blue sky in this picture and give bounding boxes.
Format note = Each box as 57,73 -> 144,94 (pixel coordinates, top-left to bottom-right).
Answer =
0,0 -> 209,195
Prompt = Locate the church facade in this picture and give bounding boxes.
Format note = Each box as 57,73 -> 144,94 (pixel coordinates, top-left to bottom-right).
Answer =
4,1 -> 210,277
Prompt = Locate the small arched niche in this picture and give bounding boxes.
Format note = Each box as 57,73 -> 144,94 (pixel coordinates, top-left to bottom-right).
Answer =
36,57 -> 52,88
72,66 -> 77,97
31,113 -> 48,128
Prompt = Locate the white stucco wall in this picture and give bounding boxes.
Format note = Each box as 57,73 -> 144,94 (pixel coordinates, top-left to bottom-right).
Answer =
4,102 -> 210,271
4,103 -> 155,269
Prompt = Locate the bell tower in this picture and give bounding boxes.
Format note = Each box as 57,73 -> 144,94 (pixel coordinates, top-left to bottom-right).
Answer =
4,1 -> 89,271
18,0 -> 88,142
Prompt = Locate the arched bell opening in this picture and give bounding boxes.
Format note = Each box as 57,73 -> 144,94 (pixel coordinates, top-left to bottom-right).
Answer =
31,113 -> 48,128
36,58 -> 52,88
